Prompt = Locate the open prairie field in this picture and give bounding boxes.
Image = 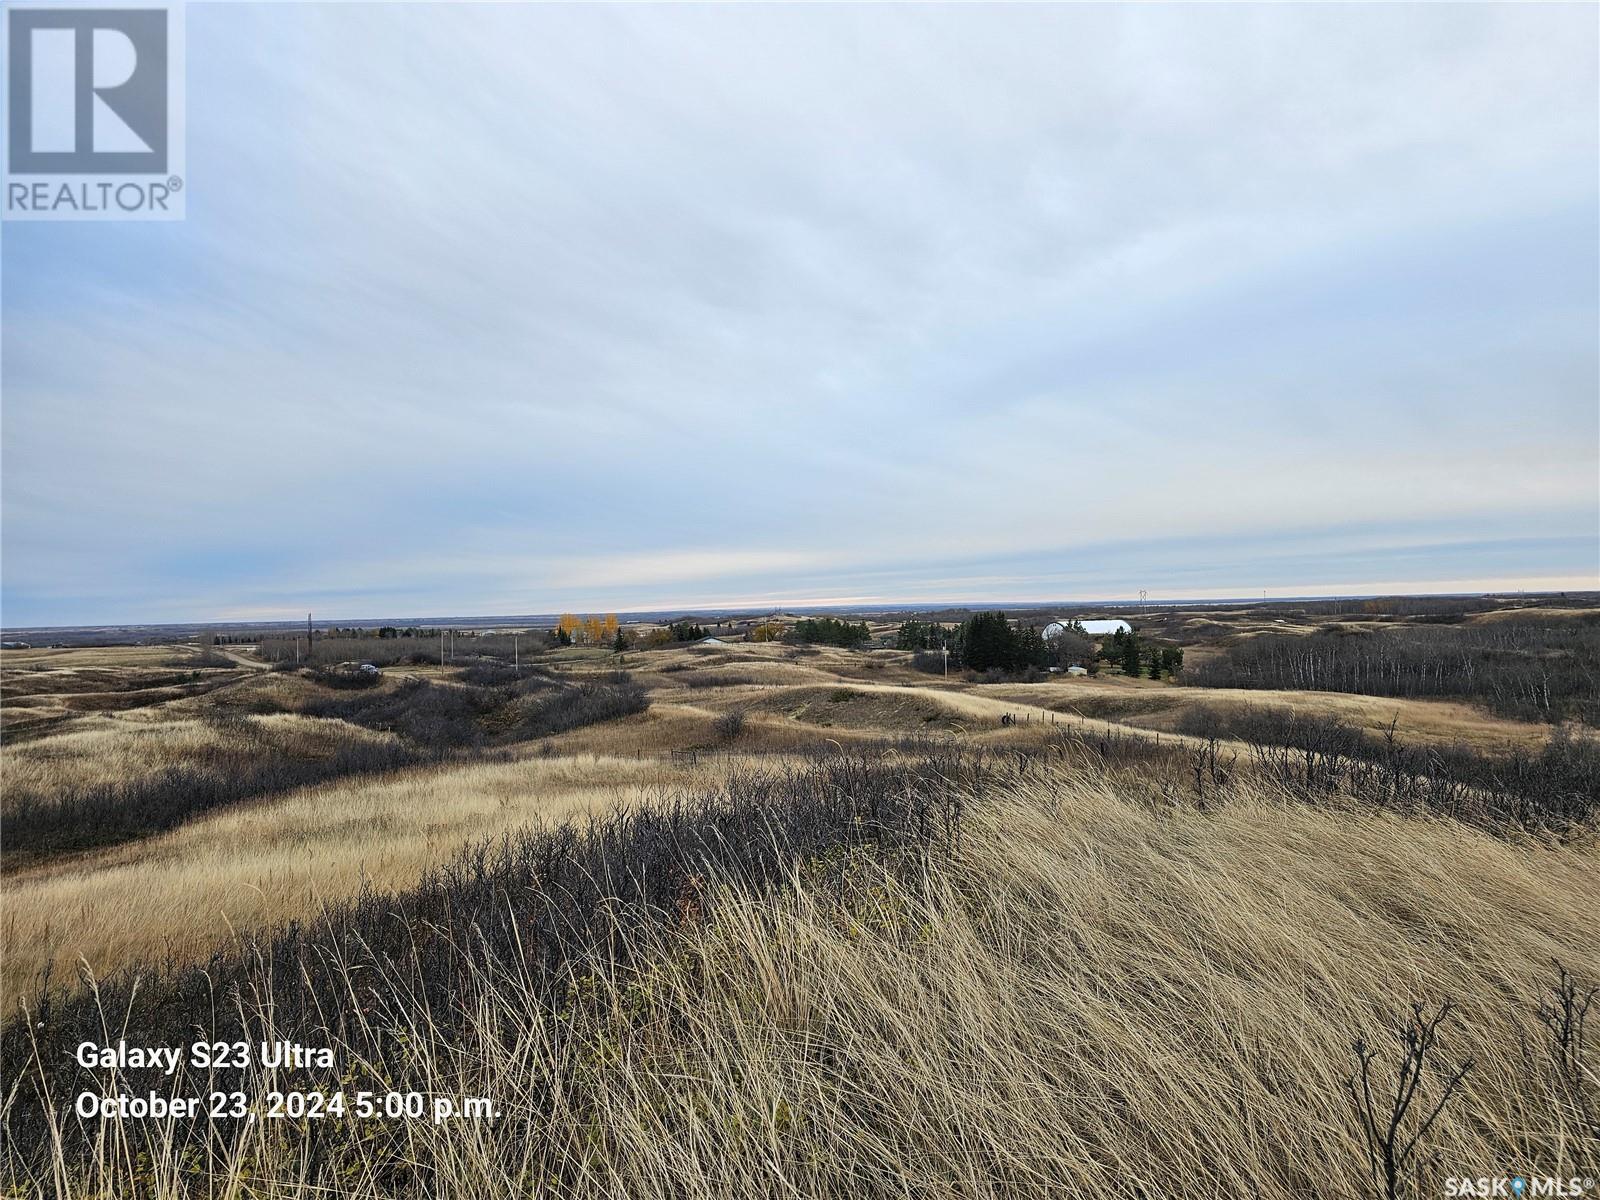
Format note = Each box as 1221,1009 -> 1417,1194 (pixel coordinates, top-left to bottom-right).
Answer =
2,597 -> 1597,1197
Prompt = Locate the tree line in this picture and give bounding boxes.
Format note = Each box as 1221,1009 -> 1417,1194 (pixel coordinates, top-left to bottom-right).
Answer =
786,617 -> 872,648
1186,619 -> 1600,722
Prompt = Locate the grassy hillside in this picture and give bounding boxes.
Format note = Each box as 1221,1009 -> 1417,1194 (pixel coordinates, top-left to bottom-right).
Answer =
4,751 -> 1594,1197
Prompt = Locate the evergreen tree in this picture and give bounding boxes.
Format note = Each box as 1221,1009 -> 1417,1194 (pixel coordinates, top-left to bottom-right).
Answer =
1102,629 -> 1127,664
1014,625 -> 1050,670
1120,631 -> 1141,677
896,620 -> 946,650
962,612 -> 1014,671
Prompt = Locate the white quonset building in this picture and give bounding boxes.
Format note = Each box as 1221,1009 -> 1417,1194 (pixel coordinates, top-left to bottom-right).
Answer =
1042,619 -> 1132,639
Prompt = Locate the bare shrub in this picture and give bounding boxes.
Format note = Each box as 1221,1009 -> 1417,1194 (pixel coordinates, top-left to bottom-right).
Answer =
1177,705 -> 1600,835
520,672 -> 649,737
679,672 -> 758,690
1347,1004 -> 1475,1200
714,709 -> 747,741
1537,961 -> 1596,1134
460,659 -> 536,686
308,665 -> 383,690
303,674 -> 647,748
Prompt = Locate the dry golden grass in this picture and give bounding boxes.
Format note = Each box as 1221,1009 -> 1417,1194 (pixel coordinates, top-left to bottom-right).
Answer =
553,701 -> 905,757
1,645 -> 177,672
19,763 -> 1596,1197
1,750 -> 732,1005
9,635 -> 1574,1017
0,647 -> 250,737
621,639 -> 1560,752
1115,685 -> 1562,751
1,712 -> 400,800
569,777 -> 1597,1197
1468,607 -> 1598,624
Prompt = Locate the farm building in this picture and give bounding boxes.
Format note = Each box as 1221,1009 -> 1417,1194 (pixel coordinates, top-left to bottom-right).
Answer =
1042,619 -> 1132,639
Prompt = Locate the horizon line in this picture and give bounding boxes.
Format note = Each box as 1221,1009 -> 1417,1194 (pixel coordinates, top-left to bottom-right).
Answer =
6,584 -> 1598,635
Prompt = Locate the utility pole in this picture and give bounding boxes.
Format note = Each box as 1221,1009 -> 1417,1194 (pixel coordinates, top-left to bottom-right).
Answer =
306,613 -> 312,663
514,634 -> 520,674
440,630 -> 445,669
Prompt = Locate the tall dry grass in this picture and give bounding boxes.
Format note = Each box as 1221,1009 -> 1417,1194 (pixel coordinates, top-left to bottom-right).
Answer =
1,713 -> 429,864
6,755 -> 1594,1198
1,751 -> 719,1006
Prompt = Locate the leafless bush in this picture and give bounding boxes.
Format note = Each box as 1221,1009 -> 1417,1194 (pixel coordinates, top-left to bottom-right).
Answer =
303,674 -> 647,748
1181,705 -> 1600,835
520,673 -> 649,737
714,709 -> 747,741
459,659 -> 545,686
307,664 -> 383,690
1347,1003 -> 1475,1200
680,672 -> 758,690
1537,961 -> 1596,1133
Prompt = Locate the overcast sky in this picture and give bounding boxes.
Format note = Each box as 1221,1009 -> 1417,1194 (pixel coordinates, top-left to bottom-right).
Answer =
4,4 -> 1597,626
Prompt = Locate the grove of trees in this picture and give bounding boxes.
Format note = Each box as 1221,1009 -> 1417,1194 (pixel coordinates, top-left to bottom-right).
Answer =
1099,629 -> 1182,679
897,613 -> 1053,674
556,614 -> 620,646
895,620 -> 953,651
786,617 -> 871,648
1187,619 -> 1598,723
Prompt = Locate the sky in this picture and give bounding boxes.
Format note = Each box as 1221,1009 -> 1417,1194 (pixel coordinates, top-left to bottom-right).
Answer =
3,3 -> 1597,627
